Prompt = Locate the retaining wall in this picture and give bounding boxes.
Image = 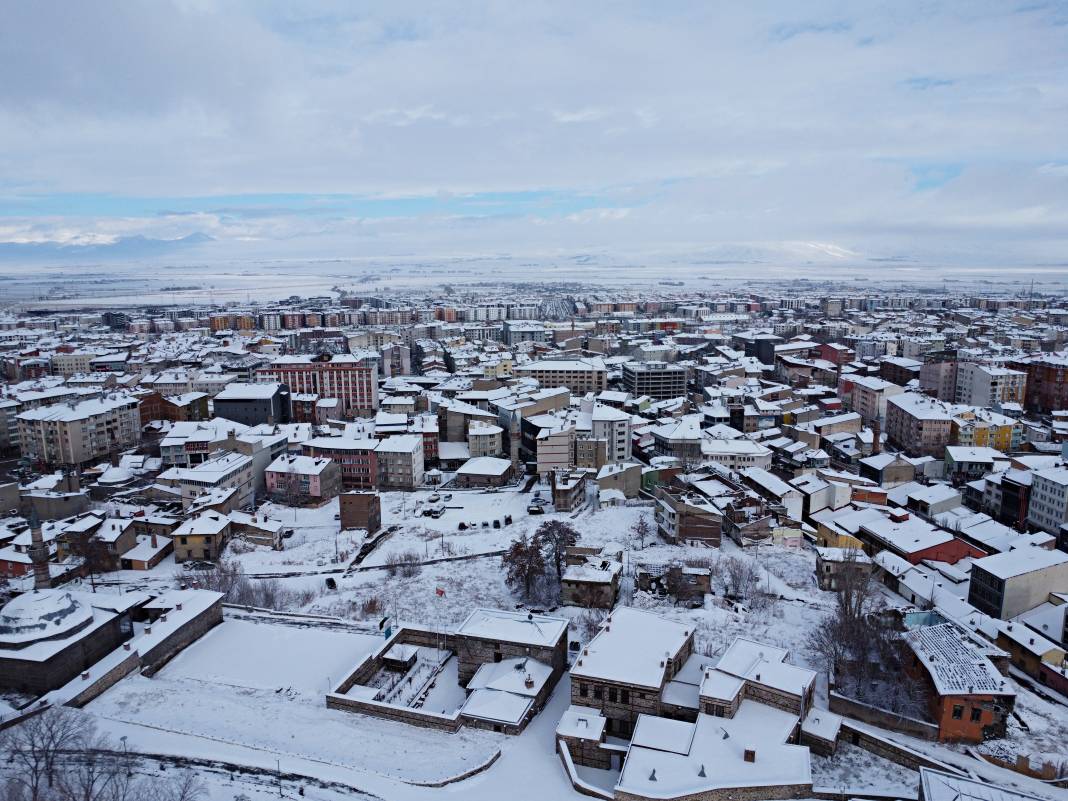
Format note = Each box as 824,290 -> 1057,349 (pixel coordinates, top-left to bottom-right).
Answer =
830,692 -> 939,741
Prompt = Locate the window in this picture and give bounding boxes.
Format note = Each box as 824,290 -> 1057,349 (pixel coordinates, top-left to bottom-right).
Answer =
593,686 -> 603,701
608,688 -> 617,703
952,705 -> 964,720
620,689 -> 629,704
970,707 -> 982,723
579,683 -> 588,698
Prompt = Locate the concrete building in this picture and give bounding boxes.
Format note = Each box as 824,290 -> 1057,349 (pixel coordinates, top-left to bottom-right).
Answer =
1026,465 -> 1068,535
886,393 -> 954,458
467,421 -> 504,457
212,382 -> 291,426
158,451 -> 255,510
303,436 -> 379,490
1007,353 -> 1068,413
847,375 -> 904,424
954,363 -> 1027,408
375,434 -> 424,490
339,490 -> 382,534
265,454 -> 342,501
621,361 -> 688,400
17,395 -> 141,468
514,357 -> 608,394
172,511 -> 232,562
257,354 -> 378,416
968,548 -> 1068,619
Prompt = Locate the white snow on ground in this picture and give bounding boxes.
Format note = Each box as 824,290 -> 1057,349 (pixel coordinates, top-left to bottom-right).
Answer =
161,619 -> 380,698
65,494 -> 1068,800
811,743 -> 918,796
90,670 -> 502,785
987,683 -> 1068,767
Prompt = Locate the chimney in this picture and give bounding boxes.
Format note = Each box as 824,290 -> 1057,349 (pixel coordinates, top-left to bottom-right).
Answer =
744,748 -> 756,763
150,532 -> 158,549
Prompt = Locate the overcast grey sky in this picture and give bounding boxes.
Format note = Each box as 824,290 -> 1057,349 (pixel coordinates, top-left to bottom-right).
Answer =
1,1 -> 1066,266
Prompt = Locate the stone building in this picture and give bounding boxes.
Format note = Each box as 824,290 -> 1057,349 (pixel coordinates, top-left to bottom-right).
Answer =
570,607 -> 695,738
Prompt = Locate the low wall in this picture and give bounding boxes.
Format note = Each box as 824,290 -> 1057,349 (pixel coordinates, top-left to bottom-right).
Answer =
325,692 -> 464,732
64,651 -> 140,709
557,741 -> 614,800
841,722 -> 959,773
812,787 -> 917,801
407,749 -> 502,787
830,692 -> 939,741
140,599 -> 223,676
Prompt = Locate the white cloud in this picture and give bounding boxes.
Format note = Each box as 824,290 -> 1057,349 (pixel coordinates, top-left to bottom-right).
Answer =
0,2 -> 1066,265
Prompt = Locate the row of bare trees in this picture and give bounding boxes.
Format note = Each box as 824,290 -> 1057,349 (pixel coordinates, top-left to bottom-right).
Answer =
1,708 -> 205,801
179,559 -> 317,609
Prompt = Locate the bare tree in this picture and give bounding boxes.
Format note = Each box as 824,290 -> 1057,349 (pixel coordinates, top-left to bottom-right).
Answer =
55,731 -> 128,801
69,535 -> 114,592
721,556 -> 760,601
631,514 -> 652,550
1,707 -> 94,799
502,534 -> 546,599
534,520 -> 578,581
147,772 -> 207,801
665,568 -> 702,608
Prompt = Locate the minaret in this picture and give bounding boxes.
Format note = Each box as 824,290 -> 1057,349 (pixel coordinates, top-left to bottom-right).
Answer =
27,515 -> 51,591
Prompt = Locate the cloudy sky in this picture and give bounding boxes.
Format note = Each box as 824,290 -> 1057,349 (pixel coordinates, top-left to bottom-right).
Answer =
2,1 -> 1067,266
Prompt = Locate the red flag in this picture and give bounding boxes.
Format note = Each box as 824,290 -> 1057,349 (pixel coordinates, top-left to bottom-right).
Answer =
435,587 -> 446,597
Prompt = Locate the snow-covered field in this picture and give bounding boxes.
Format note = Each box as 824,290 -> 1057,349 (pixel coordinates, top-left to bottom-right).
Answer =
161,619 -> 380,698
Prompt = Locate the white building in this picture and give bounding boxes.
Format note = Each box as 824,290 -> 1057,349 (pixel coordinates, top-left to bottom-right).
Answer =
954,363 -> 1027,408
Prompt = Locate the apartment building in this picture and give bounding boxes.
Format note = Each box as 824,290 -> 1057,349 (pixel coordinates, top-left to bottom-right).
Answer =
587,402 -> 631,464
303,436 -> 379,490
621,361 -> 688,400
17,395 -> 141,468
212,382 -> 291,426
847,375 -> 903,424
158,451 -> 255,510
885,393 -> 954,458
265,454 -> 342,500
968,548 -> 1068,619
954,363 -> 1027,408
1026,465 -> 1068,535
375,434 -> 424,490
514,357 -> 608,394
257,354 -> 378,416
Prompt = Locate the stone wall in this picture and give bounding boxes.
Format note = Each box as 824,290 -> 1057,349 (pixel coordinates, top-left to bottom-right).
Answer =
457,634 -> 565,685
64,650 -> 140,709
325,692 -> 464,732
743,682 -> 803,715
557,734 -> 612,770
829,692 -> 939,741
0,617 -> 127,696
139,598 -> 223,675
557,741 -> 615,800
616,781 -> 812,801
840,722 -> 956,772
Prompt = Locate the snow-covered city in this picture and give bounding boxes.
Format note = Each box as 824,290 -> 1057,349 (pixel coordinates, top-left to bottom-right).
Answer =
2,3 -> 1067,801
